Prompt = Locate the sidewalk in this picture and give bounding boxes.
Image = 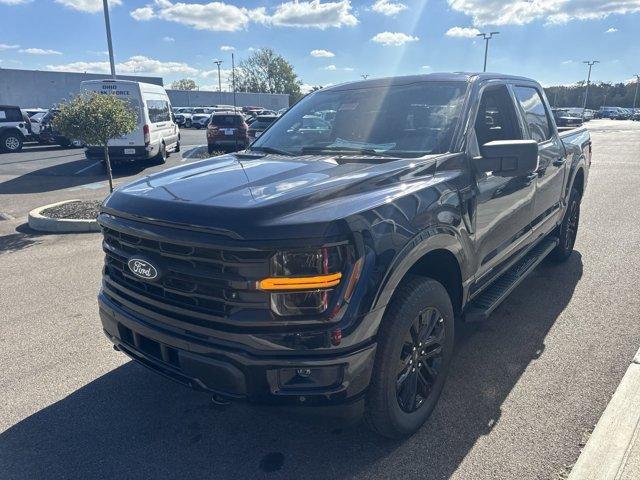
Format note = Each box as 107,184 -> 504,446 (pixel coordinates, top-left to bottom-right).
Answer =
568,348 -> 640,480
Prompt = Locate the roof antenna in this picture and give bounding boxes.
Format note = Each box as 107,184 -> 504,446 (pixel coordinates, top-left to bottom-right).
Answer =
232,52 -> 238,152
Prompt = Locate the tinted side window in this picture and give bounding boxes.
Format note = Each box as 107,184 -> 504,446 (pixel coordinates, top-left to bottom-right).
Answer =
147,100 -> 170,123
0,108 -> 22,122
474,85 -> 522,147
513,86 -> 552,143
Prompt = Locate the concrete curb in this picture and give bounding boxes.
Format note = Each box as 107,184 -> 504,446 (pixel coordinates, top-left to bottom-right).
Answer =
28,200 -> 101,233
568,347 -> 640,480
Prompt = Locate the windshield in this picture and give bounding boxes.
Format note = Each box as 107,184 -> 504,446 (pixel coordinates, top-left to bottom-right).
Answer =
252,81 -> 467,158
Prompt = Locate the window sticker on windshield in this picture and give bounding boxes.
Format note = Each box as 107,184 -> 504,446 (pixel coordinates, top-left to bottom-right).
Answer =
339,103 -> 359,111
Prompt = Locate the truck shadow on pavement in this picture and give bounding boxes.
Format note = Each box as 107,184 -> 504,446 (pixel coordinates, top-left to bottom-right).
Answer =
1,253 -> 583,480
0,158 -> 156,194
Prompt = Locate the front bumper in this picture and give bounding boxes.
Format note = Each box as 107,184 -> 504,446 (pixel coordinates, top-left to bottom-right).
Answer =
99,292 -> 377,406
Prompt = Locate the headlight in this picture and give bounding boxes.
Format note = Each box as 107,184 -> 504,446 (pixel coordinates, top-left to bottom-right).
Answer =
258,246 -> 350,317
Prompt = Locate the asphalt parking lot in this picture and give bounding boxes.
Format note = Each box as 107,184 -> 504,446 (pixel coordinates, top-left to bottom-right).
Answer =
1,119 -> 640,480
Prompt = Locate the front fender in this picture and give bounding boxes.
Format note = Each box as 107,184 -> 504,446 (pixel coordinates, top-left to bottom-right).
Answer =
371,225 -> 471,312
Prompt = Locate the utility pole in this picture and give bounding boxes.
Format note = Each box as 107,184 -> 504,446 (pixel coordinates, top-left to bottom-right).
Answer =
213,60 -> 223,93
102,0 -> 116,79
477,31 -> 499,72
632,74 -> 640,112
582,60 -> 599,117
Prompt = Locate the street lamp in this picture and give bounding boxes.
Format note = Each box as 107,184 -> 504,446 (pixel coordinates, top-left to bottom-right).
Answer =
582,60 -> 599,117
102,0 -> 116,79
476,31 -> 499,72
213,60 -> 223,92
632,74 -> 640,113
361,74 -> 369,80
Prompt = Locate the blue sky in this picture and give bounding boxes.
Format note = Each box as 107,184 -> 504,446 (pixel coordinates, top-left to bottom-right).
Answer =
1,0 -> 639,91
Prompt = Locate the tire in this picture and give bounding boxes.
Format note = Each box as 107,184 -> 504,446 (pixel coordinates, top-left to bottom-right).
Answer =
1,132 -> 23,153
365,276 -> 455,439
155,142 -> 167,164
185,119 -> 192,128
549,187 -> 581,262
207,144 -> 216,155
175,138 -> 180,152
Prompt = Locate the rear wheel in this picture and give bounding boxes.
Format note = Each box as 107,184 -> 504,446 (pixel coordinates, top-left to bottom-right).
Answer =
185,119 -> 192,128
1,132 -> 23,153
550,187 -> 580,262
155,142 -> 167,164
365,276 -> 454,439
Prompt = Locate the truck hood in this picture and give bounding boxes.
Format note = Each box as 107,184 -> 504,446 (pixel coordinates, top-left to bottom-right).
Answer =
102,152 -> 442,240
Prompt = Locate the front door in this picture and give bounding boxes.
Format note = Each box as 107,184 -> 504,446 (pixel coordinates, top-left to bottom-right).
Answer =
470,84 -> 537,290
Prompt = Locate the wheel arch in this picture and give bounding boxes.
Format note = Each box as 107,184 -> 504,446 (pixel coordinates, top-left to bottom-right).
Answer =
372,227 -> 468,319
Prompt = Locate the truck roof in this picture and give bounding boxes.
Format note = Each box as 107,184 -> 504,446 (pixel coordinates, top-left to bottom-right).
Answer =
323,72 -> 537,92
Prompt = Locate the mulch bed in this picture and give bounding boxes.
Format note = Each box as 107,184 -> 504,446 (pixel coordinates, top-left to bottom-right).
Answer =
40,200 -> 102,220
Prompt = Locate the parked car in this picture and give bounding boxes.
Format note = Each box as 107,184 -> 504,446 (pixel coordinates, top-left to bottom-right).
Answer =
247,114 -> 277,140
632,108 -> 640,121
191,112 -> 212,129
0,105 -> 29,152
552,108 -> 583,129
598,106 -> 620,119
206,112 -> 249,152
37,109 -> 76,147
97,73 -> 591,439
28,111 -> 48,140
173,107 -> 194,128
81,79 -> 180,164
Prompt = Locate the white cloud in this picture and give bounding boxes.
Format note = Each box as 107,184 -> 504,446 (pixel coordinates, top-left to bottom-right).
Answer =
0,43 -> 20,50
46,55 -> 198,75
162,36 -> 175,42
371,31 -> 418,46
130,0 -> 357,31
447,0 -> 640,26
220,45 -> 235,51
323,64 -> 337,70
0,0 -> 31,5
606,27 -> 618,32
56,0 -> 122,14
310,49 -> 335,57
130,6 -> 155,20
343,67 -> 354,71
20,48 -> 63,55
421,65 -> 431,70
562,60 -> 573,64
371,0 -> 406,16
265,0 -> 358,28
445,26 -> 481,38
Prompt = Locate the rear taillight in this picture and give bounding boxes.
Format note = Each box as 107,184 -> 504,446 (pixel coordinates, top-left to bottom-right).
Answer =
143,124 -> 150,145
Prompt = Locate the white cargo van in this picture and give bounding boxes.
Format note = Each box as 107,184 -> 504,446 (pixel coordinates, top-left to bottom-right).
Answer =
80,79 -> 180,164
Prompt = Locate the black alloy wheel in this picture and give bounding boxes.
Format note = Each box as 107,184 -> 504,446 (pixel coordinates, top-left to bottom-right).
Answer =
396,307 -> 445,413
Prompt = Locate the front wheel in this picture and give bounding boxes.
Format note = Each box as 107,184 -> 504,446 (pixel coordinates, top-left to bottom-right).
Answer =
155,142 -> 167,164
365,276 -> 454,439
1,132 -> 23,153
550,187 -> 581,262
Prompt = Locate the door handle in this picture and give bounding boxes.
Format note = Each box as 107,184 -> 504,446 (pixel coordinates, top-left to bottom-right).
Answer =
553,158 -> 566,166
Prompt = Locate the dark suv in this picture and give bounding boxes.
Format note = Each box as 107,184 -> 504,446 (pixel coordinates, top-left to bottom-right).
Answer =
206,112 -> 249,152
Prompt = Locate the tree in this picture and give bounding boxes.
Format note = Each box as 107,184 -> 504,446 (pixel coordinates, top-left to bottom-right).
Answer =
53,92 -> 137,193
169,78 -> 198,90
544,81 -> 639,109
234,48 -> 302,104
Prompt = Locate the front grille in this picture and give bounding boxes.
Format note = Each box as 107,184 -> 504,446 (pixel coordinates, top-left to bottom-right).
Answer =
101,225 -> 272,328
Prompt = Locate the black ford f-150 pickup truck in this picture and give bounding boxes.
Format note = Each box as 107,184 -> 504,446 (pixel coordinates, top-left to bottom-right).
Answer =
97,73 -> 591,438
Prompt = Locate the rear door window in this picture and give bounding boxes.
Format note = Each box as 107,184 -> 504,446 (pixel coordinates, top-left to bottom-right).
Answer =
513,86 -> 553,143
0,108 -> 22,122
147,100 -> 170,123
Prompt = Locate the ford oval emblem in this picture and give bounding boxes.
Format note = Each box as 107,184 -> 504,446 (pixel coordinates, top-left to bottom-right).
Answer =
127,258 -> 158,280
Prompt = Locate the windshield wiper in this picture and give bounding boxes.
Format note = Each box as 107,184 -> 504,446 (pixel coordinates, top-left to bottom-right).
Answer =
248,146 -> 294,156
300,146 -> 397,157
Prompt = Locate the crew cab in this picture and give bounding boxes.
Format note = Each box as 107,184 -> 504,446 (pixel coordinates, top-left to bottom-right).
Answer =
97,73 -> 590,438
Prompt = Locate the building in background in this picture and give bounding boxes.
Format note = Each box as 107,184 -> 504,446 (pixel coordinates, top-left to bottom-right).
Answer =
0,68 -> 289,110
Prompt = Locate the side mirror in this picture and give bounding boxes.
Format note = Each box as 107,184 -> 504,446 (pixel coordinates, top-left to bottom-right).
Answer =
477,140 -> 538,177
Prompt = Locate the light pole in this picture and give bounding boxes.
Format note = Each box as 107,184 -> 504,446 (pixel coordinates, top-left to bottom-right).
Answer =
632,74 -> 640,113
102,0 -> 116,79
477,31 -> 499,72
213,60 -> 223,92
582,60 -> 599,117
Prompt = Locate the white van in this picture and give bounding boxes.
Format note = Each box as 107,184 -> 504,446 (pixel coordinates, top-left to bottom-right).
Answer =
80,79 -> 180,164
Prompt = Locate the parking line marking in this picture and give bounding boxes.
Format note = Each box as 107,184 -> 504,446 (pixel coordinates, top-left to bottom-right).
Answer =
74,161 -> 101,175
